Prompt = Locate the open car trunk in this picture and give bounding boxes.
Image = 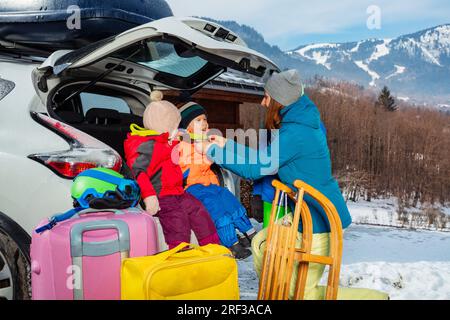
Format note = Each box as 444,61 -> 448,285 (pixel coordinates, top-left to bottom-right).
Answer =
33,17 -> 279,189
51,81 -> 231,191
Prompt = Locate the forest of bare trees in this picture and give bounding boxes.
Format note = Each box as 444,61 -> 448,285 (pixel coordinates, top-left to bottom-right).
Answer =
307,81 -> 450,208
240,79 -> 450,211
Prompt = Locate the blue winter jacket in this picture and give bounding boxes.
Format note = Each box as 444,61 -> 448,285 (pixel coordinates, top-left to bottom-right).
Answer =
207,94 -> 352,233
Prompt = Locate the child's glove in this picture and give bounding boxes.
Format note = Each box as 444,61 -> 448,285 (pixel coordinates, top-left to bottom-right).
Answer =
144,196 -> 161,216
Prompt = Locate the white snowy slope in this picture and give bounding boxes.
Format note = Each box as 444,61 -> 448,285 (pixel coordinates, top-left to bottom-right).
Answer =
385,65 -> 406,80
368,39 -> 392,62
295,43 -> 339,70
330,261 -> 450,300
238,202 -> 450,300
347,197 -> 450,231
350,41 -> 362,53
354,60 -> 380,87
398,24 -> 450,66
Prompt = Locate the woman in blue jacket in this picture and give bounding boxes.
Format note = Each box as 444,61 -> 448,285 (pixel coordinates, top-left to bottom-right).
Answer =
200,70 -> 388,300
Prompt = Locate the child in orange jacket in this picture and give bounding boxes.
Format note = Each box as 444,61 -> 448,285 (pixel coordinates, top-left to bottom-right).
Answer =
178,102 -> 256,259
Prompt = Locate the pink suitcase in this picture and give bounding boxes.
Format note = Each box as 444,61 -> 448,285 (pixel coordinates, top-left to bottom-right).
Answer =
31,207 -> 159,300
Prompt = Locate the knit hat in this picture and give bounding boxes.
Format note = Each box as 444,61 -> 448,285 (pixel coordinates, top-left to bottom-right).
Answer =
143,91 -> 181,134
178,102 -> 207,129
264,69 -> 303,106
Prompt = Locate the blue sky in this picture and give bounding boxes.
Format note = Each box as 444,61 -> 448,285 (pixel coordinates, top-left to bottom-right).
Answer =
166,0 -> 450,50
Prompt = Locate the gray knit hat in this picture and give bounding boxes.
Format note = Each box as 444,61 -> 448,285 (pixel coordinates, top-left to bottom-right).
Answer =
264,69 -> 303,106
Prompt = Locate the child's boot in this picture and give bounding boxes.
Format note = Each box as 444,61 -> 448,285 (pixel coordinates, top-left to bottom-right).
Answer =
238,230 -> 257,248
229,242 -> 252,260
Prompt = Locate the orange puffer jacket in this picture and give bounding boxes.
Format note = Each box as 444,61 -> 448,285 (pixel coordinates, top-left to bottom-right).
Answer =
179,141 -> 219,188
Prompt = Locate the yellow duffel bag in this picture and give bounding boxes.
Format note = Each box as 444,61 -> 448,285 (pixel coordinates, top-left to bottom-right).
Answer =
121,242 -> 240,300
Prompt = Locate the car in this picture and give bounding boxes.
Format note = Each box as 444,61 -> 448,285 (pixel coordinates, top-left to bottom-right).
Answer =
0,16 -> 279,299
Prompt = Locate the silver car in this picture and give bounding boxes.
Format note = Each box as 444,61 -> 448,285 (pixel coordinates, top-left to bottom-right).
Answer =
0,16 -> 278,299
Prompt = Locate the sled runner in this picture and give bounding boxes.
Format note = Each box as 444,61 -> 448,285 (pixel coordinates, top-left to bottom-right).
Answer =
258,179 -> 343,300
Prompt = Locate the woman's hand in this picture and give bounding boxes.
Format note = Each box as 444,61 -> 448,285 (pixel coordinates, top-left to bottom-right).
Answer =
143,196 -> 160,216
208,135 -> 227,148
194,141 -> 212,155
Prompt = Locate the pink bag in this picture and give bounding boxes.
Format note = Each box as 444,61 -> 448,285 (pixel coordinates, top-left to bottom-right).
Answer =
31,207 -> 159,300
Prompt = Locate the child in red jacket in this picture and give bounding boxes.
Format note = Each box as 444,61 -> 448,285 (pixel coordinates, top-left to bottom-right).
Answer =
124,91 -> 219,249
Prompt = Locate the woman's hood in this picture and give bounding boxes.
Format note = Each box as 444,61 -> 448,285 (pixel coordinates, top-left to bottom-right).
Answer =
280,94 -> 321,129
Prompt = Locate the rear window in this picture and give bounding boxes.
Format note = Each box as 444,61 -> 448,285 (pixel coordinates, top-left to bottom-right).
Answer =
0,78 -> 15,101
80,92 -> 131,115
139,42 -> 208,78
112,39 -> 209,78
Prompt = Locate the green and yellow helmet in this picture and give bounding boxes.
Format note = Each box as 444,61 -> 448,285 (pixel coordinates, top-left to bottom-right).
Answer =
71,168 -> 140,209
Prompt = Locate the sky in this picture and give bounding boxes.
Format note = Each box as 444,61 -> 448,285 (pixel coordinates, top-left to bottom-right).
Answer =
165,0 -> 450,50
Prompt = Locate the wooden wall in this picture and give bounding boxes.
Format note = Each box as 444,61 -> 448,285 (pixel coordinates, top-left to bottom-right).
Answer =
163,88 -> 264,134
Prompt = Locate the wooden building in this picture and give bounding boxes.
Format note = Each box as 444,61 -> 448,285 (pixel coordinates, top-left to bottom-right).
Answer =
163,72 -> 267,133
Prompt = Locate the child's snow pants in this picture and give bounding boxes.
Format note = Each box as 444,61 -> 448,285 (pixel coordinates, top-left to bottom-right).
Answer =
252,227 -> 389,300
156,193 -> 220,249
187,184 -> 254,248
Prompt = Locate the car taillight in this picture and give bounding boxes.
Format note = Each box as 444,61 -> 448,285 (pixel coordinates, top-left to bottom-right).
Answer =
47,161 -> 98,177
29,113 -> 122,179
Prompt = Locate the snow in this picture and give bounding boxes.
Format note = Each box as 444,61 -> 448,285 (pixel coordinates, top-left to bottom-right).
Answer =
347,197 -> 450,231
334,261 -> 450,300
396,37 -> 443,66
352,39 -> 392,86
341,225 -> 450,264
296,43 -> 339,56
419,25 -> 450,61
311,51 -> 332,70
368,39 -> 392,62
354,60 -> 380,86
350,41 -> 362,53
419,45 -> 443,66
385,65 -> 406,80
238,201 -> 450,300
398,96 -> 410,102
217,72 -> 264,86
295,43 -> 338,70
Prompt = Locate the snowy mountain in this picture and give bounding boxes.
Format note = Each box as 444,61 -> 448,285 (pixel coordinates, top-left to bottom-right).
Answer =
289,24 -> 450,103
204,18 -> 450,104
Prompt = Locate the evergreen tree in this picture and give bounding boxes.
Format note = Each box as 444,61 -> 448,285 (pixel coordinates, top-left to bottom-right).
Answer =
376,86 -> 398,111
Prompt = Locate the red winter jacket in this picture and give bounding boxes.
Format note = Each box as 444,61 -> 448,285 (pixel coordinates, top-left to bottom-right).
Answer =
124,132 -> 184,199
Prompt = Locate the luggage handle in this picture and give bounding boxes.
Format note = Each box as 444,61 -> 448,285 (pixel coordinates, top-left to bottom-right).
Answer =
156,242 -> 207,262
35,208 -> 141,234
71,207 -> 145,221
75,208 -> 127,217
70,220 -> 130,300
70,220 -> 130,257
75,207 -> 144,218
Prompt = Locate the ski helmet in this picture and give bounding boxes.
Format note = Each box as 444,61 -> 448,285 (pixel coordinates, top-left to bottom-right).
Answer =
71,167 -> 140,209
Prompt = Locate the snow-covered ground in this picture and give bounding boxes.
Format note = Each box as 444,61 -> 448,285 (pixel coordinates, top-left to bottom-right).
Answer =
347,198 -> 450,231
238,201 -> 450,300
